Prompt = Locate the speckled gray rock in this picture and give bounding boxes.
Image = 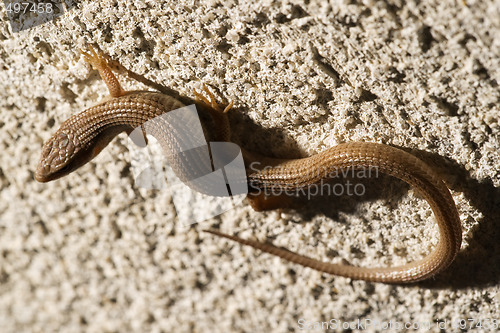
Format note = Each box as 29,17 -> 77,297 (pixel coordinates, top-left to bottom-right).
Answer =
0,1 -> 498,332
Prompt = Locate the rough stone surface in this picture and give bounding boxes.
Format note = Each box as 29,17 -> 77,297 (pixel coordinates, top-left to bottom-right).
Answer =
0,1 -> 498,332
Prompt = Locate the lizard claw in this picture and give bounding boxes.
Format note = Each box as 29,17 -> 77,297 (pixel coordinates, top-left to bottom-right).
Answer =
80,45 -> 124,73
193,84 -> 233,114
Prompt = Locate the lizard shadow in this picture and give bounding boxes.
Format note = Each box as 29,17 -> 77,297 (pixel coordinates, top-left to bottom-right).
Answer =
230,109 -> 499,289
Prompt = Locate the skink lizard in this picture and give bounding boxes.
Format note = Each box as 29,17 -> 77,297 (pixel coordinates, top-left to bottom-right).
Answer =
35,48 -> 462,283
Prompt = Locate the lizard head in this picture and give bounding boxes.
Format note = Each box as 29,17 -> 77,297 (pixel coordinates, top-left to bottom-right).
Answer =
35,120 -> 126,183
35,130 -> 86,182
